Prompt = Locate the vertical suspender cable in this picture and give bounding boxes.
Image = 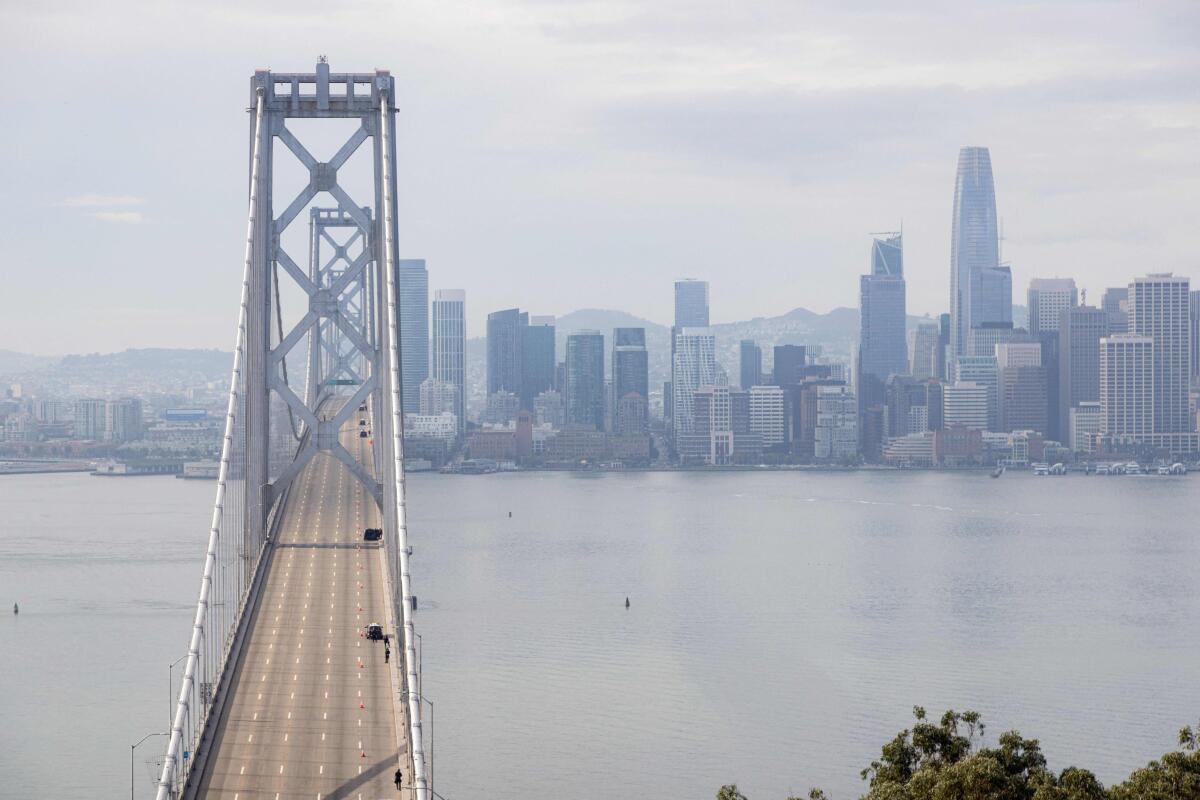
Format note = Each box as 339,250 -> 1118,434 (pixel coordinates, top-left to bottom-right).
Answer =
378,87 -> 430,800
156,87 -> 266,800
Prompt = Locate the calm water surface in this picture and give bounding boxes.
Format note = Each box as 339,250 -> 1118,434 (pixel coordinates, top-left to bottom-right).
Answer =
1,470 -> 1196,798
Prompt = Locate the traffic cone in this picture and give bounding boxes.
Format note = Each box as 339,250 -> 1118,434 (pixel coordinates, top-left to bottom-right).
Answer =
359,702 -> 365,709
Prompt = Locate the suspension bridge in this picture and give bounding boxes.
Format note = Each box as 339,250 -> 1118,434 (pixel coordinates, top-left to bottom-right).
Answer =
155,61 -> 430,799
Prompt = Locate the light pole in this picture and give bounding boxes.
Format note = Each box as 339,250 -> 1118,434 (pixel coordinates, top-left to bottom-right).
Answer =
131,732 -> 168,800
168,654 -> 187,728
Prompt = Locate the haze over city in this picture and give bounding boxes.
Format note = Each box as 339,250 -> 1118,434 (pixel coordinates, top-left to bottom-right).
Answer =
2,1 -> 1198,354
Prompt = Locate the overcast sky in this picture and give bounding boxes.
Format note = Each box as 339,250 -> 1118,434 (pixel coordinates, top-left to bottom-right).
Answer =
1,0 -> 1196,354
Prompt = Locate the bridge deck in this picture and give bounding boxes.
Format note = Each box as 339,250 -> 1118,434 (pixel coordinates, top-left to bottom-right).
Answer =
195,410 -> 409,799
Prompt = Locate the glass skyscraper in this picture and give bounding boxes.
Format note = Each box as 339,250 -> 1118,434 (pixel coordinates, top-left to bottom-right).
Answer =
565,330 -> 606,430
396,259 -> 429,414
949,146 -> 1001,364
487,308 -> 526,397
520,316 -> 556,411
613,327 -> 649,423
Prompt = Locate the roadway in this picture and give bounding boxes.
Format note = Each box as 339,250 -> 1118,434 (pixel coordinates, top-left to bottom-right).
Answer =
194,407 -> 409,799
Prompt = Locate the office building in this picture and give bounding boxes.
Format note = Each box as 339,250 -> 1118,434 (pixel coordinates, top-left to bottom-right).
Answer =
739,340 -> 762,389
565,331 -> 605,431
937,313 -> 951,380
943,382 -> 990,430
967,322 -> 1032,358
976,264 -> 1013,328
1100,334 -> 1154,438
954,356 -> 999,430
1058,305 -> 1110,441
431,289 -> 465,431
73,398 -> 107,440
418,378 -> 458,418
949,146 -> 1001,363
487,308 -> 526,397
534,390 -> 564,429
859,269 -> 908,381
1129,274 -> 1192,433
814,385 -> 858,460
613,327 -> 649,432
396,259 -> 429,414
910,322 -> 940,380
885,376 -> 942,439
521,316 -> 556,411
105,398 -> 144,443
674,279 -> 710,328
748,385 -> 786,448
672,328 -> 725,442
997,344 -> 1047,434
1103,287 -> 1129,331
1070,401 -> 1102,452
1027,278 -> 1078,337
1192,290 -> 1200,383
772,345 -> 807,387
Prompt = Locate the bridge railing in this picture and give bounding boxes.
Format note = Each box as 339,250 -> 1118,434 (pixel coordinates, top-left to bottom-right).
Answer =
154,89 -> 274,800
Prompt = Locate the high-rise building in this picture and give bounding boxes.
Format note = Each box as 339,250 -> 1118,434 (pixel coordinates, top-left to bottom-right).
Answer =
73,398 -> 107,440
943,382 -> 990,430
105,398 -> 144,443
1100,334 -> 1154,438
996,344 -> 1047,434
1058,305 -> 1110,441
521,316 -> 556,411
814,385 -> 858,460
565,331 -> 605,431
613,327 -> 649,433
396,259 -> 429,414
1102,287 -> 1129,331
431,289 -> 465,431
748,385 -> 786,448
859,232 -> 908,397
937,313 -> 951,380
534,390 -> 564,429
674,279 -> 710,328
418,378 -> 458,417
1070,401 -> 1102,452
487,308 -> 526,397
1129,274 -> 1191,433
739,340 -> 762,389
1191,290 -> 1200,383
1027,278 -> 1078,337
949,146 -> 1001,363
672,328 -> 725,442
976,264 -> 1013,329
967,322 -> 1032,358
772,345 -> 807,387
954,356 -> 999,430
910,322 -> 940,380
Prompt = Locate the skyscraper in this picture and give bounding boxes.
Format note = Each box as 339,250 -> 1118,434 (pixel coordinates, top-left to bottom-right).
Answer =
1191,290 -> 1200,383
487,308 -> 526,397
521,316 -> 556,411
565,330 -> 605,431
672,328 -> 724,442
1058,305 -> 1109,442
431,289 -> 465,431
613,327 -> 649,432
748,385 -> 786,448
739,340 -> 762,389
954,356 -> 999,431
674,279 -> 710,328
396,259 -> 429,414
1102,287 -> 1129,331
910,321 -> 940,380
996,343 -> 1047,434
1100,334 -> 1154,438
949,146 -> 1000,364
772,345 -> 807,387
859,233 -> 908,385
1129,274 -> 1191,433
1028,278 -> 1078,337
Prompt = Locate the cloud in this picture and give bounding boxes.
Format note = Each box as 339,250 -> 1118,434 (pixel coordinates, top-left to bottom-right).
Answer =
87,211 -> 145,224
59,194 -> 145,208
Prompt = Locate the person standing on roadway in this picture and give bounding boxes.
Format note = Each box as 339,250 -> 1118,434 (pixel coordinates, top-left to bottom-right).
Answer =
394,768 -> 402,790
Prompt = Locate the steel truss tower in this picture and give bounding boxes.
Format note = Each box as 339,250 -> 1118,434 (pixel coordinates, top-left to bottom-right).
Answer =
157,61 -> 428,800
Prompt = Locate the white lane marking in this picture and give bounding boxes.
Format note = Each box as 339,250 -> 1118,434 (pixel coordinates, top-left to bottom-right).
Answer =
240,765 -> 245,775
247,734 -> 253,743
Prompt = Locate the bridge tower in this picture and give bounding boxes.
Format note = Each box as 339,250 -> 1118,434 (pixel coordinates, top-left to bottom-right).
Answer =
156,61 -> 428,799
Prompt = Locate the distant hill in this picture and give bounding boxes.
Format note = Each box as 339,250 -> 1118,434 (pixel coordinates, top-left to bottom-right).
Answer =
57,348 -> 231,375
0,350 -> 57,374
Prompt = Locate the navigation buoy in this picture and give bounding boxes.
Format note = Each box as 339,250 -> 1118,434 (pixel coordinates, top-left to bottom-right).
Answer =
12,603 -> 17,615
508,511 -> 512,518
625,597 -> 630,609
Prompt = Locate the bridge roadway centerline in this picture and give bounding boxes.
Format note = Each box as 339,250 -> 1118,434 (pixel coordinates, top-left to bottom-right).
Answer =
195,410 -> 407,799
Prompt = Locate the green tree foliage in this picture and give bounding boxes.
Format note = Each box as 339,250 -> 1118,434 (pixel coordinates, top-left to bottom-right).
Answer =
721,712 -> 1200,800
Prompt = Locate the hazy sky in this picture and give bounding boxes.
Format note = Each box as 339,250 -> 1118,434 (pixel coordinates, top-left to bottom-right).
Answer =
1,0 -> 1197,354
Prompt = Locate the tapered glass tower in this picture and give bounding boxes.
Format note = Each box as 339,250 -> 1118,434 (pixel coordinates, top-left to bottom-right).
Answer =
949,147 -> 1000,365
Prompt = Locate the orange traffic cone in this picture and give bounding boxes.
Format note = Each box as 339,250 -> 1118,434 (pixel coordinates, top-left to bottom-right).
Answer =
359,702 -> 365,709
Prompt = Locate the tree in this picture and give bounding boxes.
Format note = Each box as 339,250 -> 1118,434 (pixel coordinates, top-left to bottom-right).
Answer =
717,785 -> 748,800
